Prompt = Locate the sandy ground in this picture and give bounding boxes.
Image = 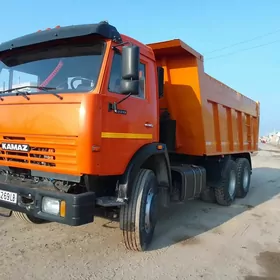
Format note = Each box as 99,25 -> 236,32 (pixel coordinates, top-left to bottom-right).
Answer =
0,143 -> 280,280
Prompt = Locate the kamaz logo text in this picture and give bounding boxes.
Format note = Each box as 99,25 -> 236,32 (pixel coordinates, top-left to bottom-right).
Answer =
1,143 -> 30,152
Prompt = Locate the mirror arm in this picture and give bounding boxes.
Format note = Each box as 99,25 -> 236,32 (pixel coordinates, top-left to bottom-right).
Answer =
109,92 -> 132,113
111,41 -> 132,50
115,92 -> 132,106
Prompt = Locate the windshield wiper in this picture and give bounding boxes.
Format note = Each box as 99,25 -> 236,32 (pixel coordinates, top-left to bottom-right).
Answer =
0,86 -> 63,100
15,90 -> 30,100
0,88 -> 31,101
0,86 -> 56,94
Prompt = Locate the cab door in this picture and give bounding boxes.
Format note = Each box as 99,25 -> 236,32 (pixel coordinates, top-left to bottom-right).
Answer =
100,50 -> 158,175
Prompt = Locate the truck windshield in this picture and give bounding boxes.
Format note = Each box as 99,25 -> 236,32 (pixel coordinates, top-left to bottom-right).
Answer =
0,41 -> 105,94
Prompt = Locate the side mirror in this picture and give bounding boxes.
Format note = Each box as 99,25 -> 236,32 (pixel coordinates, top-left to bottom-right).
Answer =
120,79 -> 139,95
120,45 -> 140,95
157,66 -> 164,98
121,45 -> 140,80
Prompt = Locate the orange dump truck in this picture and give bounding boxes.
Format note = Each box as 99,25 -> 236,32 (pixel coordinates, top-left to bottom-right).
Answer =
0,22 -> 260,251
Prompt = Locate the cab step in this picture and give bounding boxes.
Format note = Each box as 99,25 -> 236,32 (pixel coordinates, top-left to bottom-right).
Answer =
96,196 -> 126,207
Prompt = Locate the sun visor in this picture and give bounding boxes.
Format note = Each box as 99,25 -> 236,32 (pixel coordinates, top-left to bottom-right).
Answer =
0,21 -> 122,56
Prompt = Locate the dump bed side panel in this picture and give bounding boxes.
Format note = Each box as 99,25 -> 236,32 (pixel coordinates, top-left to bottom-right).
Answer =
200,74 -> 260,155
149,39 -> 260,156
157,54 -> 205,155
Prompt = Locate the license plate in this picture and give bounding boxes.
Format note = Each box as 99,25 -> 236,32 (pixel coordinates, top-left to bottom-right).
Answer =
0,190 -> 17,204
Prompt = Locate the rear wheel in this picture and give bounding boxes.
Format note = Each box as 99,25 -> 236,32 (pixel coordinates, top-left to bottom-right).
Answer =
235,158 -> 251,198
215,159 -> 237,206
120,169 -> 159,252
13,211 -> 46,224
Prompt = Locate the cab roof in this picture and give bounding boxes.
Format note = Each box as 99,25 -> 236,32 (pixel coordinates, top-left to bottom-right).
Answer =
0,21 -> 204,63
0,21 -> 122,55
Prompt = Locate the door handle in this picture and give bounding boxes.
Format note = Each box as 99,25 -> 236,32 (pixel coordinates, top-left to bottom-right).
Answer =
144,123 -> 153,128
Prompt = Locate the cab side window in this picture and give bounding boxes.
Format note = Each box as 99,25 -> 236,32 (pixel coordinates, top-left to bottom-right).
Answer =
108,52 -> 146,98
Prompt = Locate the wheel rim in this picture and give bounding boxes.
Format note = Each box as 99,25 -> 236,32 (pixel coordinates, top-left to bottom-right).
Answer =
228,170 -> 236,198
243,167 -> 250,191
144,188 -> 156,234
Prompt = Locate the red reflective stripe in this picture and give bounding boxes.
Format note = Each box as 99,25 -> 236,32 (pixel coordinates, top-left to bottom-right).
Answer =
39,60 -> 64,87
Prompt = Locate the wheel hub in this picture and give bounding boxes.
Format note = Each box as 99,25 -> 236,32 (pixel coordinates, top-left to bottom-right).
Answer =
243,167 -> 249,190
144,188 -> 157,233
228,170 -> 236,198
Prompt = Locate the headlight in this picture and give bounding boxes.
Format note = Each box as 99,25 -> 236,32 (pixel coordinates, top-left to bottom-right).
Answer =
42,197 -> 60,215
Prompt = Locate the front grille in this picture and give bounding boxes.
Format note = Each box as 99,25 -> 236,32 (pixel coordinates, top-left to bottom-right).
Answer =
2,147 -> 56,167
30,147 -> 56,167
0,135 -> 78,172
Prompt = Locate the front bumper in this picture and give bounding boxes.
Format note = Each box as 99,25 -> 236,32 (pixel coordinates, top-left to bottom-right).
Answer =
0,183 -> 95,226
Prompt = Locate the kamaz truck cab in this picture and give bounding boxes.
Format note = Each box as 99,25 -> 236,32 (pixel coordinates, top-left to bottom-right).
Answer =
0,21 -> 167,251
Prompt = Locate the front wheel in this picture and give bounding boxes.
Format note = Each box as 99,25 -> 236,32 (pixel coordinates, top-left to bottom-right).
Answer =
120,169 -> 159,252
13,211 -> 46,224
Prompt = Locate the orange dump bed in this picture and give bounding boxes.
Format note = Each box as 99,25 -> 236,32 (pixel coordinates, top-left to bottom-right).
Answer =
148,39 -> 260,156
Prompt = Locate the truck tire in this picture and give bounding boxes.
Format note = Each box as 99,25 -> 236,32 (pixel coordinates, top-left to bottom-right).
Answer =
120,169 -> 159,252
214,159 -> 237,206
13,211 -> 46,224
235,158 -> 251,198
